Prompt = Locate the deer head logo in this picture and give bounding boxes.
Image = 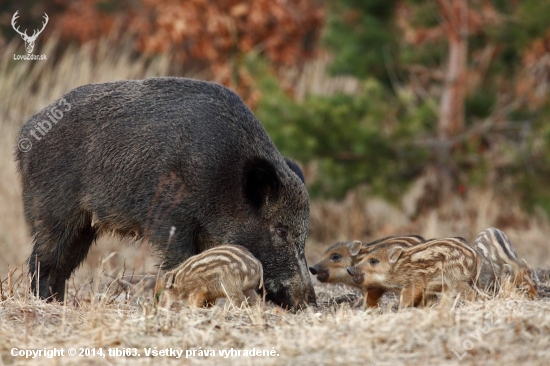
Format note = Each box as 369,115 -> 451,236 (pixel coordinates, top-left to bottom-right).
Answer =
12,11 -> 49,54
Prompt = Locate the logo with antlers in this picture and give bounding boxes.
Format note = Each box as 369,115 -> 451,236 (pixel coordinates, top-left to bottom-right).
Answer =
12,11 -> 49,54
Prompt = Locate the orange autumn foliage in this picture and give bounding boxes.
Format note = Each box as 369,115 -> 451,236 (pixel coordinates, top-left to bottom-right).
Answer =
53,0 -> 324,106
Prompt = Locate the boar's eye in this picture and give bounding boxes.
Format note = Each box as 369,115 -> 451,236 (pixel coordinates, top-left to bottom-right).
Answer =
368,258 -> 379,265
330,253 -> 341,261
276,227 -> 288,239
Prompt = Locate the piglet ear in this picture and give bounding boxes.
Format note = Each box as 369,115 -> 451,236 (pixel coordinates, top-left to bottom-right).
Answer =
388,247 -> 404,264
243,157 -> 280,211
349,240 -> 362,256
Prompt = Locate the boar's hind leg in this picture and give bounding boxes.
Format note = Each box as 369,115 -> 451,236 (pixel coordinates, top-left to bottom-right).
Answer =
29,214 -> 97,301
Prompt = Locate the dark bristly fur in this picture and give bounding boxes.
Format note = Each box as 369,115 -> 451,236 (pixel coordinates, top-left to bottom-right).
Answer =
309,235 -> 425,287
473,227 -> 537,299
158,244 -> 264,308
15,77 -> 315,309
348,237 -> 480,307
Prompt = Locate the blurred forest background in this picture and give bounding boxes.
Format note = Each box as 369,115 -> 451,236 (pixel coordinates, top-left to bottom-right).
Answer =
1,0 -> 550,262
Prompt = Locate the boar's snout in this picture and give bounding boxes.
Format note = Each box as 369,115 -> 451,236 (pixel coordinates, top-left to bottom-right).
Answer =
309,265 -> 319,275
347,267 -> 354,276
266,264 -> 317,312
267,283 -> 317,312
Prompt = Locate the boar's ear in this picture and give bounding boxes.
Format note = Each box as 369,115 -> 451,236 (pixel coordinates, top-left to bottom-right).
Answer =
388,247 -> 404,264
285,158 -> 305,184
349,241 -> 362,256
244,157 -> 280,211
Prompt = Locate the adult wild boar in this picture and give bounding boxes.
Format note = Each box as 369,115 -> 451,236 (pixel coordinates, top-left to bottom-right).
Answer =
15,77 -> 316,310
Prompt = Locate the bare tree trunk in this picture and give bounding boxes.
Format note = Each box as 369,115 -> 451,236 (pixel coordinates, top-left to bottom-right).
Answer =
437,0 -> 468,139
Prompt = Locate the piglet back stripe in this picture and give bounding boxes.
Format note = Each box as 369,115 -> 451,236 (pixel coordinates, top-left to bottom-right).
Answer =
477,228 -> 519,261
412,237 -> 476,257
175,244 -> 258,277
492,228 -> 518,259
365,236 -> 395,246
365,235 -> 424,247
494,230 -> 510,258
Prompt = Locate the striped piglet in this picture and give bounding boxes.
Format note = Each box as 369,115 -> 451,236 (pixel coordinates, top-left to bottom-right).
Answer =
157,244 -> 264,308
473,227 -> 536,299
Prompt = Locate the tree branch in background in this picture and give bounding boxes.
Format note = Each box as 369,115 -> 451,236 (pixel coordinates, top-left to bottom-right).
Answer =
436,0 -> 468,139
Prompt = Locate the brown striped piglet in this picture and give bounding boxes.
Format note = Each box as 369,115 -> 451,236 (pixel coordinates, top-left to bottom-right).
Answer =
157,244 -> 264,308
348,237 -> 481,307
473,228 -> 536,299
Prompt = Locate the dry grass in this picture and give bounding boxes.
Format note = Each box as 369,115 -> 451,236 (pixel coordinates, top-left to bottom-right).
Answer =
1,38 -> 550,365
1,272 -> 549,365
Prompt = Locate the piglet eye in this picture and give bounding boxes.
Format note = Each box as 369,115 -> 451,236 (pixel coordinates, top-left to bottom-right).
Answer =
276,228 -> 288,238
368,258 -> 379,265
330,254 -> 341,261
